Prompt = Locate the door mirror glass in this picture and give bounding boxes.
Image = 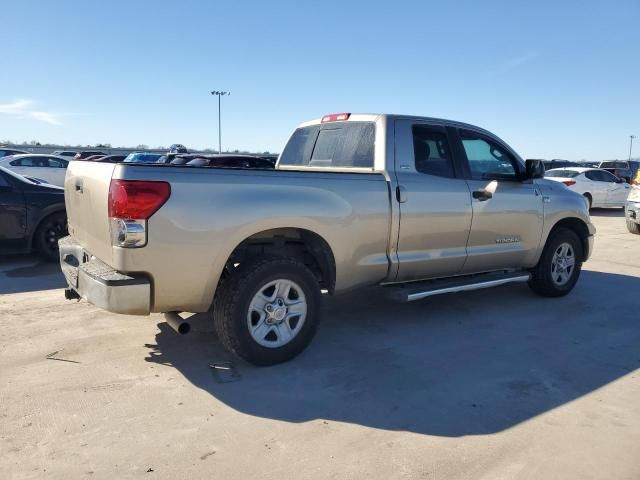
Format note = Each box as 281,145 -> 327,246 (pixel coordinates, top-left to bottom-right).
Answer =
525,159 -> 545,180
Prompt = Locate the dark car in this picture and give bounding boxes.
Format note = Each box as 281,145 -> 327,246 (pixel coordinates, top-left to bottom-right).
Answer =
74,150 -> 107,160
95,154 -> 127,163
123,152 -> 164,163
599,161 -> 632,183
168,154 -> 275,169
51,150 -> 78,158
0,148 -> 29,158
169,144 -> 189,154
83,155 -> 107,162
0,166 -> 67,260
540,159 -> 577,171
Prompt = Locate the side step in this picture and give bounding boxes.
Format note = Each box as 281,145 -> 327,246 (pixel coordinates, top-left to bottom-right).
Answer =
387,271 -> 531,302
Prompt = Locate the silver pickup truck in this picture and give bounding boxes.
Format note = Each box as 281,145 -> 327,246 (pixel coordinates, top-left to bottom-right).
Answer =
59,113 -> 595,365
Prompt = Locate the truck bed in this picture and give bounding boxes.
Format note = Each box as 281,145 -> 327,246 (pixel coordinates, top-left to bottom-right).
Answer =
64,161 -> 392,313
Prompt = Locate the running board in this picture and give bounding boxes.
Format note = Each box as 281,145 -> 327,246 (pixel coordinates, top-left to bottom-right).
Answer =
387,271 -> 531,302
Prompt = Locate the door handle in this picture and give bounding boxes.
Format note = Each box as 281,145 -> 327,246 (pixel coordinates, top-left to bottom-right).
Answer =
472,189 -> 493,201
396,185 -> 408,203
75,179 -> 83,193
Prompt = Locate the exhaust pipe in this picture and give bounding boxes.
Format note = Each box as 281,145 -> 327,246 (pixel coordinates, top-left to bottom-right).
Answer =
164,312 -> 191,335
65,288 -> 81,300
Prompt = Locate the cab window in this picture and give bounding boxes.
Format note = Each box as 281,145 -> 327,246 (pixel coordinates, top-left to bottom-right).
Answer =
460,131 -> 519,181
412,127 -> 455,178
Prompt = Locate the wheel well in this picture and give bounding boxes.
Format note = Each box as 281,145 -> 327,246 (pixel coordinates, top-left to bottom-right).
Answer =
30,209 -> 66,247
223,228 -> 336,293
548,218 -> 590,261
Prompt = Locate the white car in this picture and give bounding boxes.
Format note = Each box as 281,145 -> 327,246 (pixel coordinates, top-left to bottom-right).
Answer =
545,167 -> 631,209
0,154 -> 69,187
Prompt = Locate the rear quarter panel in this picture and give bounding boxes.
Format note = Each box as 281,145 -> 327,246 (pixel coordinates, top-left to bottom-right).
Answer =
113,165 -> 391,313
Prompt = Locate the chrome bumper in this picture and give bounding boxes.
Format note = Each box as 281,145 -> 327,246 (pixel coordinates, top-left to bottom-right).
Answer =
58,236 -> 151,315
626,201 -> 640,224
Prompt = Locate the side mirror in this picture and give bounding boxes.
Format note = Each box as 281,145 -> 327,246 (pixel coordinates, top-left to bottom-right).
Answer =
617,177 -> 626,183
525,159 -> 545,180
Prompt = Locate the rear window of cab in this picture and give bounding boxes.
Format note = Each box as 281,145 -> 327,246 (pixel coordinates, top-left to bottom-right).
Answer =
279,122 -> 375,168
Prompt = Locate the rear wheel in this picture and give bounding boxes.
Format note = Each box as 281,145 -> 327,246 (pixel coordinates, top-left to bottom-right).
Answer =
627,219 -> 640,234
528,228 -> 583,297
34,212 -> 68,261
213,256 -> 321,366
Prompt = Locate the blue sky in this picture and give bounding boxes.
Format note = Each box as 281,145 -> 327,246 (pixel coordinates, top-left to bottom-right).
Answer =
1,0 -> 638,160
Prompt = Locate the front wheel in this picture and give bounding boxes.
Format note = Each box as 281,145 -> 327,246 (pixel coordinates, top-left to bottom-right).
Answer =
528,228 -> 583,297
213,256 -> 321,366
627,219 -> 640,234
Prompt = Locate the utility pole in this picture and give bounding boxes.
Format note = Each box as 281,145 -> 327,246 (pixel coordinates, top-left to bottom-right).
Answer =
629,135 -> 636,161
210,91 -> 230,153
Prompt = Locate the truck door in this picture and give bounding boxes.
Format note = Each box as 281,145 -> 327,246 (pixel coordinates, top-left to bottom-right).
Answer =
455,128 -> 544,273
394,119 -> 473,282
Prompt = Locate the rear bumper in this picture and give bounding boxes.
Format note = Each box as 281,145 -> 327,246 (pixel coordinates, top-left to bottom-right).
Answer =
59,236 -> 151,315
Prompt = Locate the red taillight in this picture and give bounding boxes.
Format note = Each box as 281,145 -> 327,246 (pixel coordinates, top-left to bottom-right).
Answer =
108,180 -> 170,219
321,112 -> 351,123
562,180 -> 576,187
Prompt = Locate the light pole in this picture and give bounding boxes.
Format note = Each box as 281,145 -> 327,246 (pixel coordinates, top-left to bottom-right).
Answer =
211,90 -> 230,153
629,135 -> 636,161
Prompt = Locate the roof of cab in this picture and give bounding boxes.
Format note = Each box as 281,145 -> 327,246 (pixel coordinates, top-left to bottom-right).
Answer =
297,113 -> 497,137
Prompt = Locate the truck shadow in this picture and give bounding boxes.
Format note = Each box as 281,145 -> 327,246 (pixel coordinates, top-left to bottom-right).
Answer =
0,255 -> 66,294
144,270 -> 640,437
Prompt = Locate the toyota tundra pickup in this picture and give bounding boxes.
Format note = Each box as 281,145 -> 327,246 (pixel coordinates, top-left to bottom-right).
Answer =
59,113 -> 595,365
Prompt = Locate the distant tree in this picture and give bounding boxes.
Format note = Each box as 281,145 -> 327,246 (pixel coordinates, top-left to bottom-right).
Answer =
136,144 -> 149,150
263,151 -> 270,155
29,140 -> 41,146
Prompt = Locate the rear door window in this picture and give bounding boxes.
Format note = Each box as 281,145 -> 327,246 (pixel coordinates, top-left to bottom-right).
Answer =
279,122 -> 375,168
411,126 -> 455,178
10,156 -> 46,167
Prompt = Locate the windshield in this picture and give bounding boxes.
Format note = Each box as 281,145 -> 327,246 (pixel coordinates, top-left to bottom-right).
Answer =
546,169 -> 581,178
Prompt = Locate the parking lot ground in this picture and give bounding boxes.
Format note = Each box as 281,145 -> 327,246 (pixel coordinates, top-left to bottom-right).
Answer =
1,210 -> 639,480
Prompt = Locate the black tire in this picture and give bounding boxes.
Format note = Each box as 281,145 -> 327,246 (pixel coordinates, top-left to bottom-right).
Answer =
528,227 -> 583,297
33,212 -> 68,261
213,256 -> 321,366
583,193 -> 592,210
627,219 -> 640,234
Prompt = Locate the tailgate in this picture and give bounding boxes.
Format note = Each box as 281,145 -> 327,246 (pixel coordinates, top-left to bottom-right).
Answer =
64,161 -> 116,264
